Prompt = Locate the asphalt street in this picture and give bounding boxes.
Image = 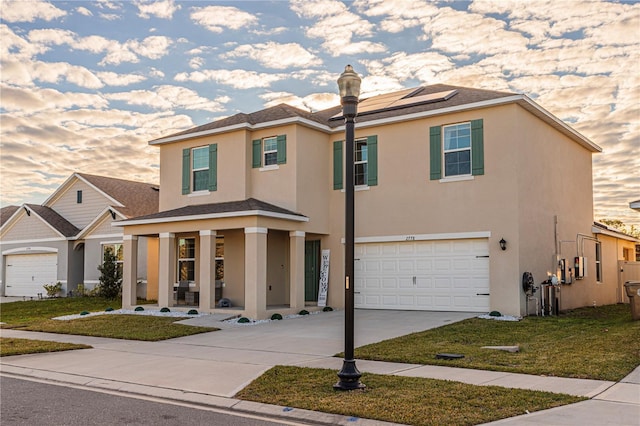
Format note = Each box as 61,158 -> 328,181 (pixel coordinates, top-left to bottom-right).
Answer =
0,376 -> 309,426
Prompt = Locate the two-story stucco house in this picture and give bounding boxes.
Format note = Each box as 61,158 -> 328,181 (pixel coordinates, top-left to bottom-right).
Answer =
116,84 -> 636,319
0,173 -> 158,298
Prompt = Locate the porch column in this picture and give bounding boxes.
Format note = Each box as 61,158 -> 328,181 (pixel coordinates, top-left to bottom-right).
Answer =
199,230 -> 216,311
245,227 -> 268,319
158,232 -> 176,308
122,235 -> 138,309
289,231 -> 306,312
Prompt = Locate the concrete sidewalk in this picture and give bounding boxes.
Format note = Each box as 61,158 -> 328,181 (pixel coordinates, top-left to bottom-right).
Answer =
2,310 -> 639,425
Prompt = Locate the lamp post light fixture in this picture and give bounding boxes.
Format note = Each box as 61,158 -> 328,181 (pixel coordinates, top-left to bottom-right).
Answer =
499,238 -> 507,251
334,65 -> 365,391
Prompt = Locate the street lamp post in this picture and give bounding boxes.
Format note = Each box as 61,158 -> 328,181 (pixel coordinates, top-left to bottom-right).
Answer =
334,65 -> 365,391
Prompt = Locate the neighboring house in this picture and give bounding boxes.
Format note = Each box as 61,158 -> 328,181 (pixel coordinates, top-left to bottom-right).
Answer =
0,173 -> 159,298
117,83 -> 629,319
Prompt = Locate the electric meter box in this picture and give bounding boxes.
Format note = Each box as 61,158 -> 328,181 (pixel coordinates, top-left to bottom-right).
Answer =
574,256 -> 586,279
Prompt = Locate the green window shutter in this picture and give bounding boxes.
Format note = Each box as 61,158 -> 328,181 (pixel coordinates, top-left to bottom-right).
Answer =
429,126 -> 442,180
367,135 -> 378,186
471,119 -> 484,176
276,134 -> 286,164
252,139 -> 262,168
182,148 -> 190,194
333,140 -> 343,190
208,144 -> 218,191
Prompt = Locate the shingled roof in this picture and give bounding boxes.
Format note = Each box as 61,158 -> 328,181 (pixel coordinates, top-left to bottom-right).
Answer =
117,198 -> 306,225
0,205 -> 19,226
26,204 -> 80,237
151,84 -> 515,143
77,173 -> 159,218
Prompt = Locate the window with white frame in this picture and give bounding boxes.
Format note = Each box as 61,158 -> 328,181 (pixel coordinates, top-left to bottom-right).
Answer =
263,136 -> 278,166
192,146 -> 209,191
102,243 -> 123,277
595,242 -> 602,282
443,122 -> 471,177
355,138 -> 368,186
178,238 -> 195,282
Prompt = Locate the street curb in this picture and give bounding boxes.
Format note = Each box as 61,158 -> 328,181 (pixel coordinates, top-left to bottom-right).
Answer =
0,365 -> 406,426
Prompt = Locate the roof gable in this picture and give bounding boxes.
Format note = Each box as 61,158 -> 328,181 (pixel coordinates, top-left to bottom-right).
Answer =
0,204 -> 79,240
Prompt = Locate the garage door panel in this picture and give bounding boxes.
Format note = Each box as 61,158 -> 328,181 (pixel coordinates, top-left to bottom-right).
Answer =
355,238 -> 490,312
5,253 -> 58,297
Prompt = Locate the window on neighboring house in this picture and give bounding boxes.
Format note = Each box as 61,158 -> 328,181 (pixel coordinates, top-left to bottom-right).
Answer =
252,135 -> 286,168
77,190 -> 82,203
595,242 -> 602,282
102,243 -> 123,277
182,144 -> 217,194
177,238 -> 195,282
430,119 -> 484,180
333,135 -> 378,189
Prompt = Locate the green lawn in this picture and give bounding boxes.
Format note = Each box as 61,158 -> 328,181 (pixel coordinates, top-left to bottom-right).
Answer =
0,337 -> 91,357
0,297 -> 216,341
236,366 -> 584,426
352,304 -> 640,381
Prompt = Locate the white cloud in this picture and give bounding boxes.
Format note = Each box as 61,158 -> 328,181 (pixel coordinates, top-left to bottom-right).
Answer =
0,0 -> 66,22
105,85 -> 229,112
260,91 -> 339,112
361,51 -> 455,85
1,59 -> 103,89
97,72 -> 146,86
190,5 -> 258,33
76,7 -> 93,17
291,0 -> 387,56
189,57 -> 204,69
0,84 -> 108,113
136,0 -> 181,19
222,42 -> 322,69
174,69 -> 283,89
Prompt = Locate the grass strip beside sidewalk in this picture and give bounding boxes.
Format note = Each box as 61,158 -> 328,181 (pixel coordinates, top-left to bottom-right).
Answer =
236,366 -> 584,426
1,338 -> 91,357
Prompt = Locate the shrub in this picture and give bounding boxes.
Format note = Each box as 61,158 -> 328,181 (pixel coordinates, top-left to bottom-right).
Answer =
105,307 -> 114,312
79,311 -> 90,316
160,307 -> 171,313
96,246 -> 122,299
298,309 -> 309,316
322,306 -> 333,312
187,309 -> 198,315
271,313 -> 283,320
134,306 -> 144,312
42,282 -> 62,298
238,317 -> 251,323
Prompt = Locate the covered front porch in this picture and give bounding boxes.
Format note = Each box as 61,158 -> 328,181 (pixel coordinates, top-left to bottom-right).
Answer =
116,199 -> 322,319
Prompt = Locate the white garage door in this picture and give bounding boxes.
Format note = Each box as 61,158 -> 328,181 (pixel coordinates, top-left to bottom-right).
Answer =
5,253 -> 58,297
354,239 -> 490,312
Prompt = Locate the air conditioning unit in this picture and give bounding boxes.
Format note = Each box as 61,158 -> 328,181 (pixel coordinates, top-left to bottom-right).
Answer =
574,256 -> 586,279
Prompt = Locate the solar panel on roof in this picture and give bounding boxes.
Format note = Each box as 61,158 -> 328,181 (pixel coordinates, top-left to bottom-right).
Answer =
330,88 -> 458,119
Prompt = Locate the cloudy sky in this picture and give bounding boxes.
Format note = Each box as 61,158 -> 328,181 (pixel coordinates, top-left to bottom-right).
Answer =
1,0 -> 638,226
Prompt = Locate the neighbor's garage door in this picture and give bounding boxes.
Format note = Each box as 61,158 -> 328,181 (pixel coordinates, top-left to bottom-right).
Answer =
5,253 -> 58,297
354,239 -> 490,312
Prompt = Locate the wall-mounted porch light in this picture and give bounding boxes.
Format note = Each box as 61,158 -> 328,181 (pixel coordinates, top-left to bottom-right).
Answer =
499,238 -> 507,251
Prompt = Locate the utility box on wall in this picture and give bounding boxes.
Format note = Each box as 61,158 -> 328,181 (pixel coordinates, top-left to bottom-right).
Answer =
574,256 -> 586,279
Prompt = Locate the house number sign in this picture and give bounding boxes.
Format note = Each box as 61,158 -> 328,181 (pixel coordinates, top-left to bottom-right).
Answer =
317,249 -> 330,307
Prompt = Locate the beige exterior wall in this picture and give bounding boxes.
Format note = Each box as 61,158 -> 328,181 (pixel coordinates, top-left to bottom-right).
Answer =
1,210 -> 61,241
139,100 -> 607,318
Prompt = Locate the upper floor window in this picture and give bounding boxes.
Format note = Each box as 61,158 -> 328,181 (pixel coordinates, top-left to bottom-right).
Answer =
443,123 -> 471,177
192,146 -> 209,191
182,144 -> 217,195
430,119 -> 484,180
333,135 -> 378,189
252,135 -> 286,168
355,138 -> 368,186
77,190 -> 83,203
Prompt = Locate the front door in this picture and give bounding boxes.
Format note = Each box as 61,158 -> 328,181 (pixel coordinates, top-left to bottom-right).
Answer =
305,240 -> 320,302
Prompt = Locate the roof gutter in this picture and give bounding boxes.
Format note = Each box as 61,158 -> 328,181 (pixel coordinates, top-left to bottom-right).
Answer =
113,209 -> 309,226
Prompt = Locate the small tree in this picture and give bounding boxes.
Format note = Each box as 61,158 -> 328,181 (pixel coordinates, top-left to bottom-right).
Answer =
97,246 -> 122,299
